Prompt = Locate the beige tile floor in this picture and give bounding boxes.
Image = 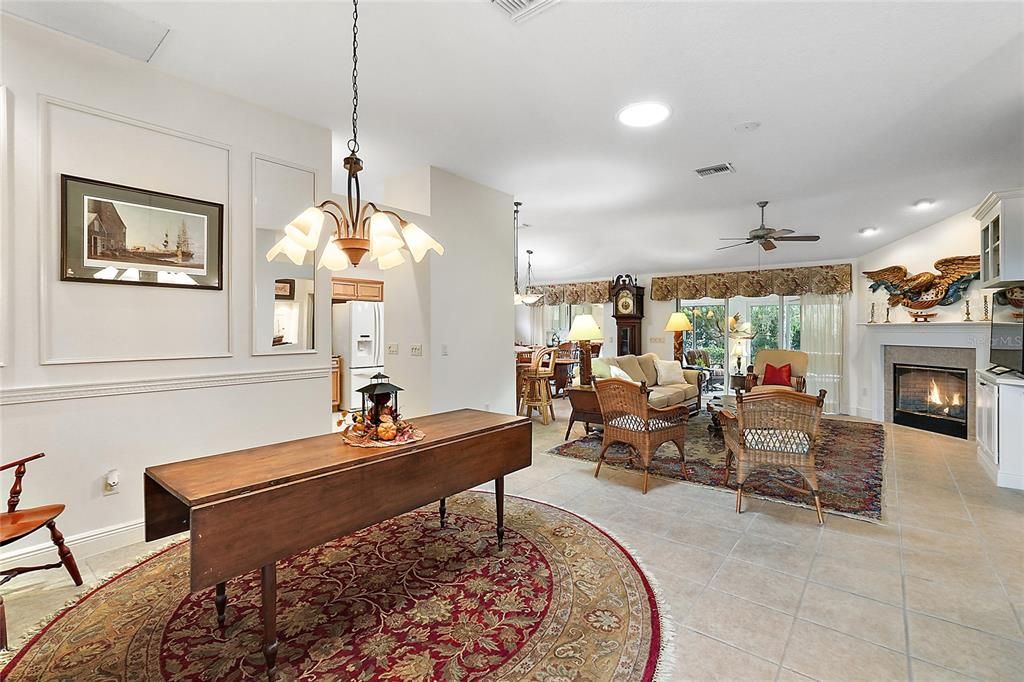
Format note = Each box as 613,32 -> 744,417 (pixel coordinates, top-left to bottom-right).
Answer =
4,400 -> 1024,680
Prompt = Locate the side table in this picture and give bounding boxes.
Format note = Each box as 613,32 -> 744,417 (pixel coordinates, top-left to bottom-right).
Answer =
565,386 -> 603,440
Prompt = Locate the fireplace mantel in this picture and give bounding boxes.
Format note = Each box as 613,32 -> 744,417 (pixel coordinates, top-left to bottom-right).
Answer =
860,322 -> 991,424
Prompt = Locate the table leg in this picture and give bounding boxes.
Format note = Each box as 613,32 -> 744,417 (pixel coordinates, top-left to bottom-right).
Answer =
1,594 -> 8,652
215,581 -> 227,626
495,476 -> 505,551
261,563 -> 278,680
564,415 -> 575,441
439,497 -> 447,528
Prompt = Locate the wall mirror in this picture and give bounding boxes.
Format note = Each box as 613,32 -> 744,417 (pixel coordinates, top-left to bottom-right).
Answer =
253,155 -> 317,354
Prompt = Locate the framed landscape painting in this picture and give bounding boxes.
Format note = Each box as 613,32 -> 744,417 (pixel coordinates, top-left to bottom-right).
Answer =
61,175 -> 224,290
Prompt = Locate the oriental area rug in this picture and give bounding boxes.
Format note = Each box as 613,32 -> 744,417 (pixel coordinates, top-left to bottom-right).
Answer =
550,413 -> 886,520
2,492 -> 664,681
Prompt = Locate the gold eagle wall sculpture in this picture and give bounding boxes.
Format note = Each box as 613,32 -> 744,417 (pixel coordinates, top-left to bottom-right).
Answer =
863,256 -> 980,310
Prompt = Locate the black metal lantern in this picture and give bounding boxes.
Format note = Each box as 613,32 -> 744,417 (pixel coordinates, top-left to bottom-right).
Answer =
357,372 -> 403,425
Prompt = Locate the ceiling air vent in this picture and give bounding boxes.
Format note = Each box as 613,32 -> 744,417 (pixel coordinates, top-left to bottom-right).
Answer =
491,0 -> 561,23
694,163 -> 736,178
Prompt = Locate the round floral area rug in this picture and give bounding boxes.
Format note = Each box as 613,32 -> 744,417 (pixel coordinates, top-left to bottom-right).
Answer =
3,492 -> 664,681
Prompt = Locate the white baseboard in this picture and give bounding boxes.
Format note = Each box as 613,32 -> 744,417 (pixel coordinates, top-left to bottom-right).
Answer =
997,470 -> 1024,491
0,518 -> 145,571
977,447 -> 998,484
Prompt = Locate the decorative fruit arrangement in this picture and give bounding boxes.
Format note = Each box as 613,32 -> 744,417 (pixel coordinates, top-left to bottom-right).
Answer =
340,409 -> 424,448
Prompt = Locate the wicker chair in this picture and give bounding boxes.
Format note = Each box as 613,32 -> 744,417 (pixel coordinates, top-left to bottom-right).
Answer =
515,349 -> 535,414
520,347 -> 557,424
720,388 -> 828,523
593,377 -> 688,494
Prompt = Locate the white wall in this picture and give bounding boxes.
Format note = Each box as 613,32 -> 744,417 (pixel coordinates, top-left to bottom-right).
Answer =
427,168 -> 516,414
0,17 -> 333,561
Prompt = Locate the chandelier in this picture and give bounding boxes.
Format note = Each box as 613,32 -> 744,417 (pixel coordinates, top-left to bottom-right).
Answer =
513,202 -> 541,305
266,0 -> 443,271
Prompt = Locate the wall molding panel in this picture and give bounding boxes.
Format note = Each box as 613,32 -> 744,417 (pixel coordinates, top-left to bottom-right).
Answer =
37,94 -> 234,365
1,366 -> 328,405
0,518 -> 148,571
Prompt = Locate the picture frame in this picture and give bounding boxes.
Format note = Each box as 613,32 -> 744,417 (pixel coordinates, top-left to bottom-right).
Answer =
274,278 -> 295,300
60,174 -> 224,290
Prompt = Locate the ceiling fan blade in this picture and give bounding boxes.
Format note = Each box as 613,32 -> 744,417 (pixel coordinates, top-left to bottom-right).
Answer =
760,239 -> 777,252
774,235 -> 821,242
767,228 -> 794,237
716,241 -> 754,251
719,237 -> 751,241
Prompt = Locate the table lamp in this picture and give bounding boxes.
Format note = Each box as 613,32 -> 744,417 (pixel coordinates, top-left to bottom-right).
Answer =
731,339 -> 746,374
568,314 -> 602,386
664,311 -> 693,363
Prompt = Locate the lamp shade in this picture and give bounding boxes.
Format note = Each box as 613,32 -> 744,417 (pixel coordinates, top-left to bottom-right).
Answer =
567,314 -> 602,341
318,238 -> 351,271
731,339 -> 745,356
376,249 -> 406,270
283,206 -> 325,251
368,212 -> 405,261
520,292 -> 542,305
401,221 -> 444,262
664,311 -> 693,332
267,234 -> 308,266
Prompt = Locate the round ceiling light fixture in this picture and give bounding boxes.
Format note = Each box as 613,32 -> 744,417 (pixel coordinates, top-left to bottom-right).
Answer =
912,198 -> 936,210
617,101 -> 671,127
734,121 -> 761,132
858,226 -> 880,237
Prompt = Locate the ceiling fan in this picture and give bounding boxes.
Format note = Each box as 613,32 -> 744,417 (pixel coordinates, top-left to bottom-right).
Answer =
717,201 -> 821,251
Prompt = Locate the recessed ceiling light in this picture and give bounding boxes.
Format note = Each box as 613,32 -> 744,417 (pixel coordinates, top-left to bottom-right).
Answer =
858,226 -> 880,236
734,121 -> 761,132
617,101 -> 670,128
912,198 -> 935,210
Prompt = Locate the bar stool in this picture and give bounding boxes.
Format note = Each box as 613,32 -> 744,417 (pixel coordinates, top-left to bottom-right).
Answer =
520,347 -> 557,425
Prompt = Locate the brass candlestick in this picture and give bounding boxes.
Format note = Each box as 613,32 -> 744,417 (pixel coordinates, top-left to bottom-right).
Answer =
963,300 -> 973,322
868,302 -> 877,323
884,306 -> 892,323
982,295 -> 990,321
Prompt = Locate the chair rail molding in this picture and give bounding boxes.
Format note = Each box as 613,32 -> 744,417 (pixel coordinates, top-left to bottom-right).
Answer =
36,94 -> 234,364
1,366 -> 328,405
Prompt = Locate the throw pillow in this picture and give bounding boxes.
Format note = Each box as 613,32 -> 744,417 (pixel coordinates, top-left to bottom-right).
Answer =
591,357 -> 611,379
615,355 -> 647,383
609,365 -> 640,384
762,362 -> 792,387
656,359 -> 687,386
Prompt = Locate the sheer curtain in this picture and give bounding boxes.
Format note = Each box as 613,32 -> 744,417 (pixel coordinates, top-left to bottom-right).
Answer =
801,293 -> 845,413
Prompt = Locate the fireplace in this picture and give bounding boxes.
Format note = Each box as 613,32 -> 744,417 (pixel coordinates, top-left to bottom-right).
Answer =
892,363 -> 969,439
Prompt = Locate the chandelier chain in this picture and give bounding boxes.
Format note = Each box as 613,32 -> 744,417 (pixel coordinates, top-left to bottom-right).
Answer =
347,0 -> 360,154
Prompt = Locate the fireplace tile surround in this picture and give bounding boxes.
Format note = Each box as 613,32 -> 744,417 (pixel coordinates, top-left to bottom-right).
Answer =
860,322 -> 990,440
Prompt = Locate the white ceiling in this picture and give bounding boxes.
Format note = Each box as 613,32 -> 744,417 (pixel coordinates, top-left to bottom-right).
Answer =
25,1 -> 1024,280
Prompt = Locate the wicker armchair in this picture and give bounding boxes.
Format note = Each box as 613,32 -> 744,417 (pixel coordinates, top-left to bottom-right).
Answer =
593,377 -> 688,494
720,388 -> 828,523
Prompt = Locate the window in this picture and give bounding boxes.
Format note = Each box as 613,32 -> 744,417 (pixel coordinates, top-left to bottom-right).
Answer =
784,296 -> 801,350
677,299 -> 727,366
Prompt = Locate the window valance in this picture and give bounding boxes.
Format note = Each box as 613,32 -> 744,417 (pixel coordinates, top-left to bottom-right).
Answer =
649,264 -> 852,301
525,280 -> 612,306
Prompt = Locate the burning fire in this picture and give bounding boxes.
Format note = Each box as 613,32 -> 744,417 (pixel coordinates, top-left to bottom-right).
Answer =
927,379 -> 962,414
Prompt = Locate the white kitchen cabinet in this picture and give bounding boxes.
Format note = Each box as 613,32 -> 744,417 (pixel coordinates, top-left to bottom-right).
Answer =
975,189 -> 1024,288
976,369 -> 1024,490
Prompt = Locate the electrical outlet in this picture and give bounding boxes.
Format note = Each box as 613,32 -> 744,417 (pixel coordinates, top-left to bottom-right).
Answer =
650,336 -> 666,344
441,344 -> 449,357
410,344 -> 423,357
103,469 -> 120,496
386,343 -> 399,355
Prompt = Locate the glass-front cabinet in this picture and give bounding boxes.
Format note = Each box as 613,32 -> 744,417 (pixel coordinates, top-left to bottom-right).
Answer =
975,189 -> 1024,289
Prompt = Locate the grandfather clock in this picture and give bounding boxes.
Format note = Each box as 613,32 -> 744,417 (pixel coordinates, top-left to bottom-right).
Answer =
610,274 -> 644,356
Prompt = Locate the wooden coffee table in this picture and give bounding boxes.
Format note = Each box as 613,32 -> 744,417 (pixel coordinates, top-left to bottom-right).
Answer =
566,386 -> 603,440
706,394 -> 737,437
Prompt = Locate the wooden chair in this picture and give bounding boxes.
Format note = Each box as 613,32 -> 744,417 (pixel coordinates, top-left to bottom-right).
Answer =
593,377 -> 688,494
515,349 -> 535,414
720,389 -> 828,523
552,342 -> 577,398
1,453 -> 84,650
520,347 -> 557,424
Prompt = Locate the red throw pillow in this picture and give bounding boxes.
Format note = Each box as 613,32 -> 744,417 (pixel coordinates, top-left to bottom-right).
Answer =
762,362 -> 792,387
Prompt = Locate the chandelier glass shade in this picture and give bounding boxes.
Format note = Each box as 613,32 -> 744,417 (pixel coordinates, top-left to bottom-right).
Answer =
264,0 -> 442,271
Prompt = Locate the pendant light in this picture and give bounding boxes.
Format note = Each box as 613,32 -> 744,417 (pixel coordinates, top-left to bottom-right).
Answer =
521,250 -> 541,304
266,0 -> 443,270
513,202 -> 541,305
